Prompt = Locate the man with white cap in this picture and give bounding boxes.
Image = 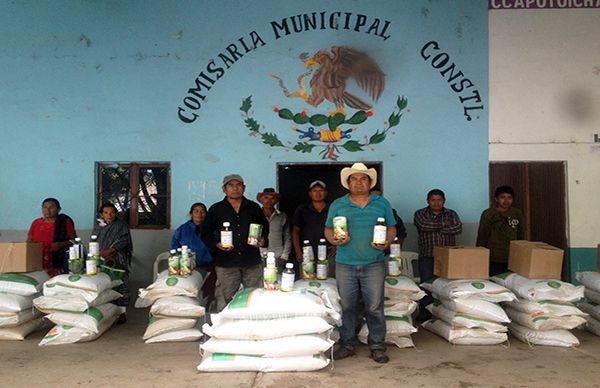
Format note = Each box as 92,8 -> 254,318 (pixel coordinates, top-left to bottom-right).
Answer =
202,174 -> 269,311
324,163 -> 396,363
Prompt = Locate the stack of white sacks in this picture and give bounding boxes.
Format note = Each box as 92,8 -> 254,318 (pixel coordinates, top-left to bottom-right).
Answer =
491,272 -> 586,347
575,271 -> 600,337
135,269 -> 206,344
34,272 -> 124,346
0,271 -> 48,340
421,278 -> 516,345
357,276 -> 424,348
198,285 -> 339,372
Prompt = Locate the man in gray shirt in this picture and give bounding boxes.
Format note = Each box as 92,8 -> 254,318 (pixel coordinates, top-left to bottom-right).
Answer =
257,188 -> 292,266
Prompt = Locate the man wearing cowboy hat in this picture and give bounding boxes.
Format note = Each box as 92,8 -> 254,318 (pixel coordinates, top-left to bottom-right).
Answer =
257,187 -> 291,266
325,162 -> 396,364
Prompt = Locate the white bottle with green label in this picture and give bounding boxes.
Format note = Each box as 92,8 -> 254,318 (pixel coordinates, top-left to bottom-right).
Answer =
263,252 -> 278,291
86,253 -> 98,275
302,240 -> 315,280
89,235 -> 99,256
168,249 -> 179,276
280,263 -> 295,292
221,222 -> 233,248
316,257 -> 328,280
388,236 -> 401,276
317,238 -> 327,261
372,217 -> 387,245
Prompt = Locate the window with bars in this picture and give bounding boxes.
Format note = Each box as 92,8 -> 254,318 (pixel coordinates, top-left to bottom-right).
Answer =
96,162 -> 171,229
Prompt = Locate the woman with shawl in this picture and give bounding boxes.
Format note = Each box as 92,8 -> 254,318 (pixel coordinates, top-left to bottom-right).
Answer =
93,202 -> 133,322
28,198 -> 77,276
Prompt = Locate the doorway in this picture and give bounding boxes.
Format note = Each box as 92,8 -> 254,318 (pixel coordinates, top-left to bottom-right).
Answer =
489,161 -> 569,278
276,161 -> 383,223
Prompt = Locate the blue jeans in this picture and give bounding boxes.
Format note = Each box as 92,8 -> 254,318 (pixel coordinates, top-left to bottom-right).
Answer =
336,261 -> 386,351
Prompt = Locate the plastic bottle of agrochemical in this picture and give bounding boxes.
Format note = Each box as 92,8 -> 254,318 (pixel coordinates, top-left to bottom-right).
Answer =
86,253 -> 98,275
263,252 -> 279,291
372,217 -> 387,245
168,249 -> 179,276
180,245 -> 192,276
317,256 -> 328,280
221,222 -> 233,248
89,235 -> 99,256
317,238 -> 327,261
388,237 -> 401,276
281,263 -> 295,292
302,240 -> 315,280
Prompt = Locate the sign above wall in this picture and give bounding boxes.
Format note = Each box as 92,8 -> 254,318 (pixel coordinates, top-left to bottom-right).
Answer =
177,12 -> 393,125
489,0 -> 600,9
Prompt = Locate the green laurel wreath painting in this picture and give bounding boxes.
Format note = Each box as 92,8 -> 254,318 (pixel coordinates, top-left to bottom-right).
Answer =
240,96 -> 408,160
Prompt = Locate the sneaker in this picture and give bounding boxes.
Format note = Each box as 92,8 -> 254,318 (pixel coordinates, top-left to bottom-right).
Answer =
332,346 -> 356,360
370,349 -> 389,364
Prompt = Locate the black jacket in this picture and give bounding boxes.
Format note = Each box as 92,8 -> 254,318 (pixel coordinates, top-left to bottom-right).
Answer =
201,196 -> 269,268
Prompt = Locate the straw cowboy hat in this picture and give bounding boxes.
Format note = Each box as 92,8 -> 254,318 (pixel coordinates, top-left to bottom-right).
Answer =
256,187 -> 280,203
340,162 -> 377,189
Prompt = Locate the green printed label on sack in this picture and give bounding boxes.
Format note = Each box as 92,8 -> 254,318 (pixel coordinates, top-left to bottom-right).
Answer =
385,277 -> 399,286
454,314 -> 496,324
149,316 -> 162,325
532,316 -> 550,322
471,282 -> 485,290
308,281 -> 322,288
85,307 -> 104,322
547,281 -> 561,289
166,277 -> 179,287
495,271 -> 511,280
227,288 -> 255,309
212,353 -> 235,361
68,275 -> 81,282
385,315 -> 410,323
0,274 -> 38,286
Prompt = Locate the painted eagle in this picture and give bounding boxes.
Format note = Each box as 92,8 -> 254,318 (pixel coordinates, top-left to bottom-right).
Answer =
302,46 -> 385,112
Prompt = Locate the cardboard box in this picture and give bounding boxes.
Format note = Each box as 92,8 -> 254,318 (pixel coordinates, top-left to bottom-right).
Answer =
434,246 -> 490,279
0,242 -> 43,273
508,240 -> 563,279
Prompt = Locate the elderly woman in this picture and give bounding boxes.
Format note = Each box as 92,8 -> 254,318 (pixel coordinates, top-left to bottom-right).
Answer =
28,198 -> 77,276
93,202 -> 132,320
171,202 -> 214,302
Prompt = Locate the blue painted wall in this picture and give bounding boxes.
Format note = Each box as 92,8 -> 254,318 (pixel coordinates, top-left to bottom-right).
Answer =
0,0 -> 488,233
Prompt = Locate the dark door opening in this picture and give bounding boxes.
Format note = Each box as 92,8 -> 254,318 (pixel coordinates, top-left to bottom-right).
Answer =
276,161 -> 383,227
489,161 -> 568,278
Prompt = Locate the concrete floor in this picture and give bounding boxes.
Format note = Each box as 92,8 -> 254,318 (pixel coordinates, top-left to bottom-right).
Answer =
1,307 -> 600,388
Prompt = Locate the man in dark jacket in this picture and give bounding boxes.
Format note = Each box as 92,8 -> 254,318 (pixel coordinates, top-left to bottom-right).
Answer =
202,174 -> 269,311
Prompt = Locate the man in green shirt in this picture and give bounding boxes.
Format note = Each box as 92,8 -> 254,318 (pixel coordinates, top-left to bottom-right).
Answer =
476,185 -> 526,276
325,163 -> 396,364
